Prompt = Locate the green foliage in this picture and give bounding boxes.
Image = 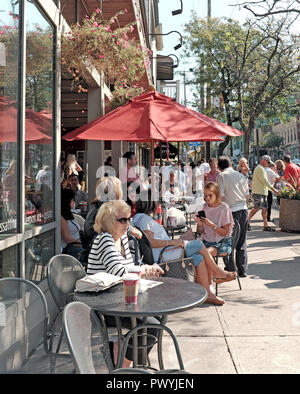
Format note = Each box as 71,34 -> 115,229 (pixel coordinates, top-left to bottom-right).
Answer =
183,13 -> 300,157
61,9 -> 149,97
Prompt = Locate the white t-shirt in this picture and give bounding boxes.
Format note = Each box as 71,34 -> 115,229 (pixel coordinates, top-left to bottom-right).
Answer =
265,167 -> 279,186
132,213 -> 183,264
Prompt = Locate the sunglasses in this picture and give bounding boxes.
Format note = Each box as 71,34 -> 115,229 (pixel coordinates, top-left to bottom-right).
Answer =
204,193 -> 215,198
116,217 -> 131,224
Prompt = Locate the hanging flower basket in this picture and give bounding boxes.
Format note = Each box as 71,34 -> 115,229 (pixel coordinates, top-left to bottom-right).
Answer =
61,9 -> 150,100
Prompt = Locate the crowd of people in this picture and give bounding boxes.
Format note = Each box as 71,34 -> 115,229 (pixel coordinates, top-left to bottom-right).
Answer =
60,151 -> 299,302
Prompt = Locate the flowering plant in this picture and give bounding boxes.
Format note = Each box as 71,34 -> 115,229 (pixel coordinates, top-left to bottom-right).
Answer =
62,9 -> 150,96
278,186 -> 300,200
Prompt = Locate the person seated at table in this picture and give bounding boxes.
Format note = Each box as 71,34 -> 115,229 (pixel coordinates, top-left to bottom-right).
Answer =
83,176 -> 142,250
87,199 -> 163,366
132,191 -> 236,306
61,188 -> 85,260
195,182 -> 234,261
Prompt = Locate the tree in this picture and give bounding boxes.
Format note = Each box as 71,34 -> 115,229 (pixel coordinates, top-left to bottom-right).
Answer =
261,132 -> 284,158
183,13 -> 300,158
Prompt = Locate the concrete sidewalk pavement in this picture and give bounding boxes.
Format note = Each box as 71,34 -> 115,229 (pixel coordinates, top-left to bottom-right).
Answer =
149,208 -> 300,374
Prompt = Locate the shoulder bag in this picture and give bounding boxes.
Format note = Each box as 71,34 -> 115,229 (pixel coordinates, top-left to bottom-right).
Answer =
158,246 -> 195,282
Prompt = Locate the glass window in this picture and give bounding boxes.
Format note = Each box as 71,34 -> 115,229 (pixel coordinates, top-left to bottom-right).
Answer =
0,244 -> 18,278
25,1 -> 55,228
0,2 -> 19,237
25,230 -> 55,283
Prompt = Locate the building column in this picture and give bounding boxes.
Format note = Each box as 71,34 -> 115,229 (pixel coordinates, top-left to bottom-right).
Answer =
86,86 -> 104,202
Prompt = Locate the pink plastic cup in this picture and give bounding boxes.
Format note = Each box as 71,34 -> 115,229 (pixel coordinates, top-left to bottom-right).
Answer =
128,266 -> 143,279
123,273 -> 139,304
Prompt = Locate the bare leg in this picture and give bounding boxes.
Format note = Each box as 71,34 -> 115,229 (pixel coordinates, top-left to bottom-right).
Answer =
248,207 -> 259,222
113,341 -> 132,368
261,208 -> 268,227
199,244 -> 235,280
195,260 -> 224,304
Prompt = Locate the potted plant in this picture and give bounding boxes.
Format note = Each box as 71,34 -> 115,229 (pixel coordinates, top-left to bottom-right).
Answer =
278,186 -> 300,232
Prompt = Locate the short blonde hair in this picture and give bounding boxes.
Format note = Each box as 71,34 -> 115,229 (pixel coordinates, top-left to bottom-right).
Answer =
93,200 -> 130,234
95,176 -> 123,202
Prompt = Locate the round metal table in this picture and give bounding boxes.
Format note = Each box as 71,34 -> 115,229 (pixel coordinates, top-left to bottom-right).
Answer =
75,277 -> 207,370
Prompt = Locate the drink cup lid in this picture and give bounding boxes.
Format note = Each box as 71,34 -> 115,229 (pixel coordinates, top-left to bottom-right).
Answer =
123,273 -> 139,280
128,266 -> 142,273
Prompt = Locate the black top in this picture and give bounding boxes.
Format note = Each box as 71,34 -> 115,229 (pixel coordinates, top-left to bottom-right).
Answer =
75,277 -> 207,318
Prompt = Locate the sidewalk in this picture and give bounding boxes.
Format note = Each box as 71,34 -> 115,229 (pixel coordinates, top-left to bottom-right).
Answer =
149,207 -> 300,374
21,207 -> 300,374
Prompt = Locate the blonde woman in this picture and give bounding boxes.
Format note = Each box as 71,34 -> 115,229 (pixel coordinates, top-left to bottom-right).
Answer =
87,200 -> 163,277
87,200 -> 163,367
237,157 -> 250,177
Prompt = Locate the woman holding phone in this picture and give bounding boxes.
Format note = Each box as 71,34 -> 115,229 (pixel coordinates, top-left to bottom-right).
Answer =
196,181 -> 234,260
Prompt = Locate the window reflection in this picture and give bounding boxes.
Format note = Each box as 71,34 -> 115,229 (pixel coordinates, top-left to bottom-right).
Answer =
0,244 -> 18,278
25,1 -> 54,228
0,2 -> 19,236
25,230 -> 54,283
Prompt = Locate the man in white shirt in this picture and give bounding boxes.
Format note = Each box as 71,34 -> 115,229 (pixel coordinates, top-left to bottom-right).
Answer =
216,156 -> 249,277
265,162 -> 279,222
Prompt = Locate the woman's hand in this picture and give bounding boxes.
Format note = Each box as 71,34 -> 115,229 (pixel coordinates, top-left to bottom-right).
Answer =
171,239 -> 185,248
199,217 -> 215,229
130,227 -> 142,240
142,264 -> 164,278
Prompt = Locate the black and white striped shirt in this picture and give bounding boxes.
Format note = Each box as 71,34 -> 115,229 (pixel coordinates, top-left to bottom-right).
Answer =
87,232 -> 134,276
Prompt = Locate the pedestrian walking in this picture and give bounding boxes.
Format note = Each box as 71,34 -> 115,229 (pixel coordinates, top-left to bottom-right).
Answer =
247,155 -> 279,232
265,162 -> 279,222
216,156 -> 249,277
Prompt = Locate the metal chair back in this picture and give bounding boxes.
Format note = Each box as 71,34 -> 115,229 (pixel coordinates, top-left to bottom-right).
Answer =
73,213 -> 85,231
0,278 -> 49,372
134,227 -> 155,265
47,254 -> 86,311
62,301 -> 114,374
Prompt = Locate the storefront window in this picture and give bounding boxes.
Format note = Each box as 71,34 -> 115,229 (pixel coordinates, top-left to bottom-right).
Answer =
25,1 -> 54,228
25,230 -> 55,283
0,244 -> 18,278
0,2 -> 19,237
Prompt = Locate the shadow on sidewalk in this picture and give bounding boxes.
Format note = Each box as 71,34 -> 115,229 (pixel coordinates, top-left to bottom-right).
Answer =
248,256 -> 300,289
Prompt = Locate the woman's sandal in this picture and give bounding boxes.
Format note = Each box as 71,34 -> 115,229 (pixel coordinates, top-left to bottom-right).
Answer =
263,226 -> 275,232
215,271 -> 237,285
205,296 -> 225,305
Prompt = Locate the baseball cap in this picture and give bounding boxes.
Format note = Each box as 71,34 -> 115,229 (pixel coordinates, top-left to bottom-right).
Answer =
261,155 -> 271,163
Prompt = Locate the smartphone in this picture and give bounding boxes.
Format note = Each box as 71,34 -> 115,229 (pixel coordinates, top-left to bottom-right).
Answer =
197,210 -> 206,219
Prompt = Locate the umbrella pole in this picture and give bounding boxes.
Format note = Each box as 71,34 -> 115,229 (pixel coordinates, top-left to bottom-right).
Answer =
151,140 -> 154,166
159,141 -> 162,167
167,142 -> 169,161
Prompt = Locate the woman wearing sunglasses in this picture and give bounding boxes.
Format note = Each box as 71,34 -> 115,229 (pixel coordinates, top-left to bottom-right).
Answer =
87,199 -> 163,277
196,181 -> 235,268
86,199 -> 163,367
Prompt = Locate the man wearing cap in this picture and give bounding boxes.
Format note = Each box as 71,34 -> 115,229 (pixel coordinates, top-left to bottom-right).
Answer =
248,155 -> 279,231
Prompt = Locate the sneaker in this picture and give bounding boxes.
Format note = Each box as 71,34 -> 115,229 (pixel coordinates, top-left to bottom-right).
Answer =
247,224 -> 251,231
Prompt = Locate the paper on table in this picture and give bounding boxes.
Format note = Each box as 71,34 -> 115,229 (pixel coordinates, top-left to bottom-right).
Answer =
138,279 -> 163,294
76,272 -> 123,292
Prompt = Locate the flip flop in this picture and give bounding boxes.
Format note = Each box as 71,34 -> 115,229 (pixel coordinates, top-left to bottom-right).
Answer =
215,271 -> 237,284
263,226 -> 275,232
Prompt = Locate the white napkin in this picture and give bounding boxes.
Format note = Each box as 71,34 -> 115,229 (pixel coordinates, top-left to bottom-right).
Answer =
138,279 -> 163,294
75,272 -> 123,292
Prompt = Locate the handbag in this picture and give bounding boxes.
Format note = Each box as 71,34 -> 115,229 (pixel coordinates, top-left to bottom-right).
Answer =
158,247 -> 195,282
180,227 -> 195,241
62,241 -> 88,267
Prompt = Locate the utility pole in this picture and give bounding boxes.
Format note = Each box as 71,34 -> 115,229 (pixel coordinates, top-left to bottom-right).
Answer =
205,0 -> 211,161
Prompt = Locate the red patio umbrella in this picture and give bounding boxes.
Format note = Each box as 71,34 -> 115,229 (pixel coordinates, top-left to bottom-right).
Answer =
63,90 -> 241,143
0,96 -> 52,144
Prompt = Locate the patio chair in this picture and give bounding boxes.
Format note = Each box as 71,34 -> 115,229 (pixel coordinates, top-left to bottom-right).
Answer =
47,254 -> 86,358
0,278 -> 49,372
134,227 -> 155,265
72,212 -> 85,231
214,218 -> 242,296
62,301 -> 189,374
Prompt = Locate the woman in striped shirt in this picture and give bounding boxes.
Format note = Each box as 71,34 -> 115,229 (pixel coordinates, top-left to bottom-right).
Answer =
87,200 -> 163,277
87,199 -> 163,367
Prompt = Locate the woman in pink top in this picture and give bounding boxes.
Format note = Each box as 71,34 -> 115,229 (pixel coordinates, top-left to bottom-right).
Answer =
204,158 -> 221,183
196,182 -> 235,284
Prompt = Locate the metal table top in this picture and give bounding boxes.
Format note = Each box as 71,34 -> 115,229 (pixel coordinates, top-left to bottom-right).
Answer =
75,277 -> 207,318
